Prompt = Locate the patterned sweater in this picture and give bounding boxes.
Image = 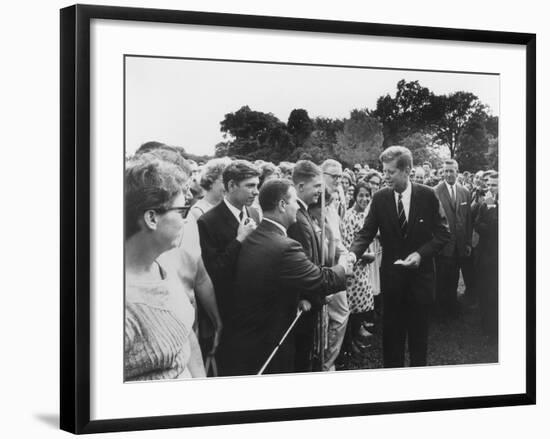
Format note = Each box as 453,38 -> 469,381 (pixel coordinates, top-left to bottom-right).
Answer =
124,263 -> 205,381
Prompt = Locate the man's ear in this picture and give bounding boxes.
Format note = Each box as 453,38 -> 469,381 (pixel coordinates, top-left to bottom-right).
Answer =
142,209 -> 158,231
278,199 -> 286,213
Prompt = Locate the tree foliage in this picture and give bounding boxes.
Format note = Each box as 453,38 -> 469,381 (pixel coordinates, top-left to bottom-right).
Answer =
430,92 -> 484,158
214,80 -> 497,171
371,80 -> 498,168
333,109 -> 384,168
287,109 -> 313,148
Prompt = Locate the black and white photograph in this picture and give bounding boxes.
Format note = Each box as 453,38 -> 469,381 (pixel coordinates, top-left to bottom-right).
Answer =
124,56 -> 501,380
56,3 -> 536,434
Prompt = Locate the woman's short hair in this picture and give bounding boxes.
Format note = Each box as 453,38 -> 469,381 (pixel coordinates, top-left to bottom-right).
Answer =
222,160 -> 260,190
125,154 -> 188,239
353,180 -> 371,200
342,170 -> 356,186
200,158 -> 231,191
259,162 -> 279,187
364,170 -> 381,183
134,142 -> 192,176
258,178 -> 292,212
379,146 -> 413,171
278,161 -> 295,178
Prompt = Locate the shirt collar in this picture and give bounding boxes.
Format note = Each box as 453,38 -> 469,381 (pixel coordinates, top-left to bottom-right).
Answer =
296,197 -> 308,211
224,198 -> 246,221
445,181 -> 455,192
395,179 -> 411,199
263,217 -> 287,236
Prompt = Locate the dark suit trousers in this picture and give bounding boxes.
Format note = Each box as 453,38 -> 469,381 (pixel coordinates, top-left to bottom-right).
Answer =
436,253 -> 472,316
382,288 -> 430,368
294,313 -> 315,372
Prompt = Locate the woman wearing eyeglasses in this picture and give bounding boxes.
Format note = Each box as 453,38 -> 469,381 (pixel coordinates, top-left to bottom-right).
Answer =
124,154 -> 206,381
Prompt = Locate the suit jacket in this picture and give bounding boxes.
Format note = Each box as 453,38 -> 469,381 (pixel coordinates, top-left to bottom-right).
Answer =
223,220 -> 346,376
197,201 -> 260,320
434,182 -> 472,257
474,201 -> 498,269
287,203 -> 322,265
350,183 -> 450,305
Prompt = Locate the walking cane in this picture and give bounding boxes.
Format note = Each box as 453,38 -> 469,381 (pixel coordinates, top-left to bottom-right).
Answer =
313,179 -> 328,369
257,309 -> 304,375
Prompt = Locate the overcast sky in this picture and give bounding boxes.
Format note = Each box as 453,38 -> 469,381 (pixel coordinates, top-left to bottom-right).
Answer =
125,56 -> 499,156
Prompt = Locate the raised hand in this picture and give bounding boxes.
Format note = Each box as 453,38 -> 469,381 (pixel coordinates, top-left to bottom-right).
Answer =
236,217 -> 257,242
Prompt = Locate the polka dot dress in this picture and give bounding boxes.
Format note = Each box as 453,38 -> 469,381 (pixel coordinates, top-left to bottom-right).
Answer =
342,208 -> 374,314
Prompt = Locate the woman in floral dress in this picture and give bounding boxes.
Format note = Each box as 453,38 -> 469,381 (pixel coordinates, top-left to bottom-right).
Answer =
341,181 -> 376,360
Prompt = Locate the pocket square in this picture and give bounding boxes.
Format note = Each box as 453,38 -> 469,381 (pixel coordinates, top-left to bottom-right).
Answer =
460,202 -> 467,206
419,219 -> 424,223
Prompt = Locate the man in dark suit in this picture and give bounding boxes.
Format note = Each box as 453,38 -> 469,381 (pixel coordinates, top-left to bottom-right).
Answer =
223,179 -> 350,376
350,146 -> 450,367
197,160 -> 261,372
434,159 -> 473,319
475,172 -> 499,342
287,160 -> 323,371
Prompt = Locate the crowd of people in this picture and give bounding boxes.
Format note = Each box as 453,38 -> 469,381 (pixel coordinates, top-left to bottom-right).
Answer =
124,141 -> 499,381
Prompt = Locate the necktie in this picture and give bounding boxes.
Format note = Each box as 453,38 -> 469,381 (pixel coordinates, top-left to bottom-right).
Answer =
450,185 -> 456,209
239,210 -> 245,222
397,193 -> 408,237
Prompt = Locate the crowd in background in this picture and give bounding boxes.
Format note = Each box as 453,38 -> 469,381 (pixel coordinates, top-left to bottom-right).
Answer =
124,141 -> 499,380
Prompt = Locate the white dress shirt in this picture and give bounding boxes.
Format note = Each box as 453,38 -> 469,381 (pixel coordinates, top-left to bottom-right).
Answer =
444,181 -> 457,203
297,197 -> 309,211
394,180 -> 412,221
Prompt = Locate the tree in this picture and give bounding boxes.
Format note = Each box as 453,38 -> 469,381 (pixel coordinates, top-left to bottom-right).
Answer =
454,110 -> 491,171
333,109 -> 384,168
287,109 -> 313,148
287,117 -> 345,162
220,105 -> 282,141
430,92 -> 484,158
400,132 -> 445,169
217,105 -> 294,161
370,80 -> 436,147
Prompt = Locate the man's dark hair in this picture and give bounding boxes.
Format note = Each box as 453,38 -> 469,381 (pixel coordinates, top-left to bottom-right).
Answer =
379,146 -> 413,171
292,160 -> 321,184
222,160 -> 260,190
259,179 -> 292,212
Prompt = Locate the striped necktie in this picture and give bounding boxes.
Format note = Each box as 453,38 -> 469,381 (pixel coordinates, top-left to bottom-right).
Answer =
397,193 -> 408,237
450,185 -> 456,209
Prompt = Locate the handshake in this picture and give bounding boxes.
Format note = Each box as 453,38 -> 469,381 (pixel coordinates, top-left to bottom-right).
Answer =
337,252 -> 357,276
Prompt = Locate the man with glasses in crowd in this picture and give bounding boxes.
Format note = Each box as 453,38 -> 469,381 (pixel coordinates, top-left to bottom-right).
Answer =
311,159 -> 351,371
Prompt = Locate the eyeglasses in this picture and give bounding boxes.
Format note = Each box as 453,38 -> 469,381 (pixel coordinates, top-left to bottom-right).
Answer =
368,180 -> 381,186
147,205 -> 191,219
324,172 -> 342,180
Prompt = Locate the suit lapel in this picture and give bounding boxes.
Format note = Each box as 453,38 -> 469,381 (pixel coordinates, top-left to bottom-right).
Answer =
219,201 -> 239,231
302,206 -> 321,255
439,182 -> 454,215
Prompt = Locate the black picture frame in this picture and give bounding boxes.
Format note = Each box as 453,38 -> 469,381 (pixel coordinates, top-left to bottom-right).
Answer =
60,4 -> 536,434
